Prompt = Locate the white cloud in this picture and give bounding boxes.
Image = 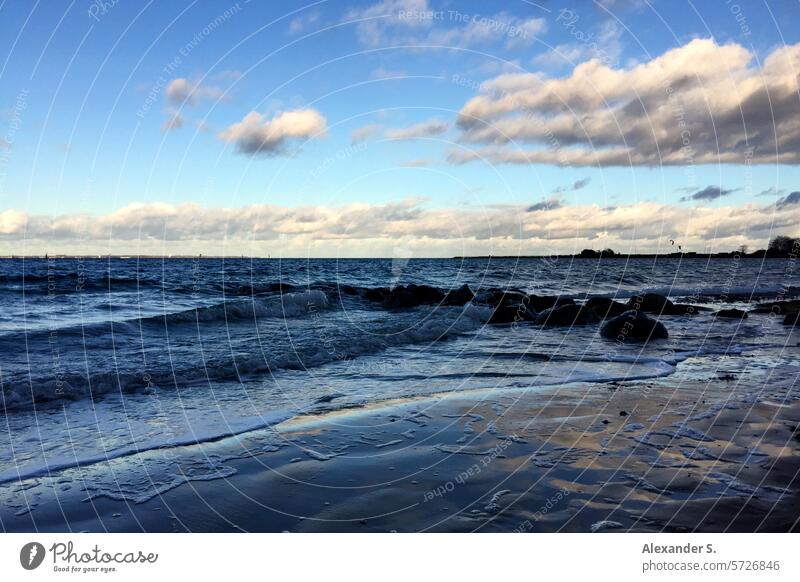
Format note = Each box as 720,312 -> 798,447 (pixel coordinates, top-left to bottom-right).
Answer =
455,39 -> 800,166
385,118 -> 448,139
346,0 -> 431,47
165,78 -> 226,106
0,209 -> 27,235
346,0 -> 546,49
162,111 -> 185,132
533,20 -> 622,68
218,109 -> 328,155
288,10 -> 320,35
162,77 -> 231,130
424,12 -> 546,49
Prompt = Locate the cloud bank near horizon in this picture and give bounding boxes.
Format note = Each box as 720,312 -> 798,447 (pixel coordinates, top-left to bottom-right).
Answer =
2,195 -> 798,256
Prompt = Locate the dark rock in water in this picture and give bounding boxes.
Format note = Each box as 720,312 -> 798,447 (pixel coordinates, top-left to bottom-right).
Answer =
600,310 -> 669,341
626,293 -> 674,314
751,299 -> 800,315
363,287 -> 389,302
784,312 -> 800,326
716,308 -> 748,319
476,288 -> 528,307
263,282 -> 295,293
585,297 -> 628,319
480,291 -> 581,324
535,304 -> 599,326
315,393 -> 343,403
232,285 -> 256,296
488,301 -> 536,324
442,284 -> 475,306
383,284 -> 445,309
476,290 -> 574,314
621,294 -> 707,316
527,295 -> 575,312
665,303 -> 701,315
337,284 -> 361,296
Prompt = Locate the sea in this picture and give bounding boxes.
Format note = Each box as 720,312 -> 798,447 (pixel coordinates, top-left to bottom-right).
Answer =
0,256 -> 798,512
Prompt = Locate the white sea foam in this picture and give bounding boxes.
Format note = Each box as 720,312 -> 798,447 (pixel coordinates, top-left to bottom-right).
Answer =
590,284 -> 795,300
0,408 -> 293,487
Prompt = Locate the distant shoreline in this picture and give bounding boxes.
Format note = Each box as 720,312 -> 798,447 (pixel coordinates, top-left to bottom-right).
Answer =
453,253 -> 795,259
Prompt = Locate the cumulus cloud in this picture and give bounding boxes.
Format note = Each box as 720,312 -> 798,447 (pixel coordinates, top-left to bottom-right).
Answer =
680,185 -> 736,202
165,78 -> 194,104
218,109 -> 327,155
0,137 -> 9,149
162,111 -> 185,132
4,197 -> 798,256
165,78 -> 226,106
454,39 -> 800,166
351,123 -> 383,143
346,0 -> 545,49
385,118 -> 448,139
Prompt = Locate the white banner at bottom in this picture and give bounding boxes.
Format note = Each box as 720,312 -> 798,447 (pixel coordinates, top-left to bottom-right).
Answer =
0,533 -> 796,580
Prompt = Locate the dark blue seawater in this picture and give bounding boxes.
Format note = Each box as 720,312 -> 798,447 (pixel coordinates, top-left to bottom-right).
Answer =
0,256 -> 797,507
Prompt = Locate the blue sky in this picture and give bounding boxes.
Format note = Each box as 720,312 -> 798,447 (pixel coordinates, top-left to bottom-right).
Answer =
1,0 -> 799,255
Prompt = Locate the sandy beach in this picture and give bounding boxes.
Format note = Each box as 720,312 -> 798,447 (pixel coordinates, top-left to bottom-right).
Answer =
4,347 -> 798,533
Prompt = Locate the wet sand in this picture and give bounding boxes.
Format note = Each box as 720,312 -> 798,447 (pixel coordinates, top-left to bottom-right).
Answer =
4,358 -> 799,533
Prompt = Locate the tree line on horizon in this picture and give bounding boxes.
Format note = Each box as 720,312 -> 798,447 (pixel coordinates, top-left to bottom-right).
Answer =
577,236 -> 800,258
